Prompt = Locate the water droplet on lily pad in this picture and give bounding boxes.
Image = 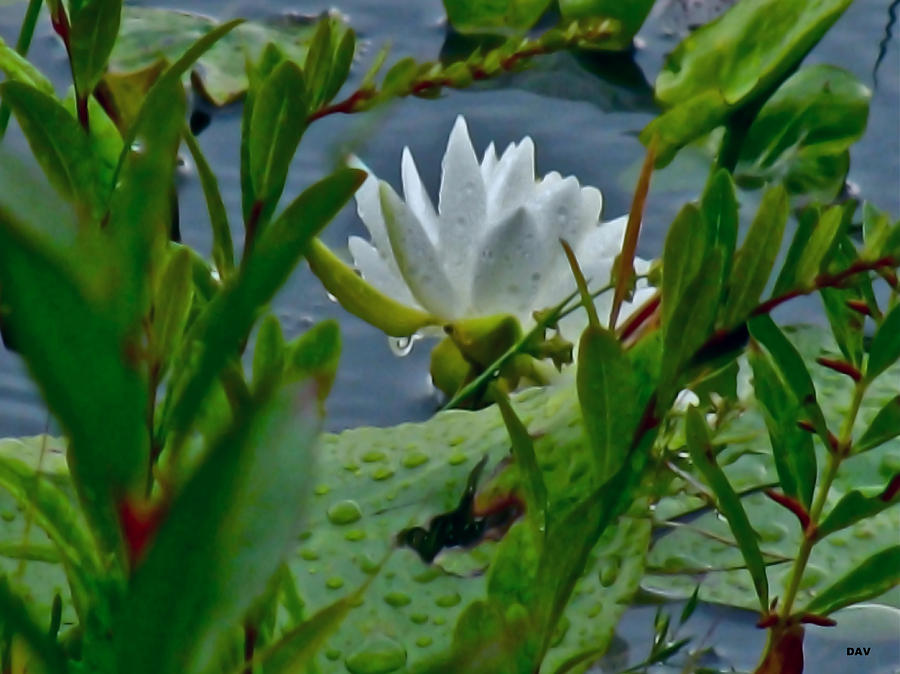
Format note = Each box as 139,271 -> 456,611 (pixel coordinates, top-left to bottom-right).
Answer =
345,636 -> 407,674
410,613 -> 428,624
1,511 -> 15,522
300,548 -> 319,561
402,451 -> 429,469
448,451 -> 467,466
326,576 -> 345,590
344,529 -> 366,542
328,500 -> 362,525
415,636 -> 433,648
372,466 -> 395,481
362,450 -> 386,463
435,592 -> 461,607
598,555 -> 621,587
326,648 -> 342,661
384,591 -> 411,607
314,484 -> 331,496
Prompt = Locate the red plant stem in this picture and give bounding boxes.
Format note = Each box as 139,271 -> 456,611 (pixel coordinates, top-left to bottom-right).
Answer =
816,357 -> 862,382
619,291 -> 660,342
764,489 -> 812,533
880,473 -> 900,502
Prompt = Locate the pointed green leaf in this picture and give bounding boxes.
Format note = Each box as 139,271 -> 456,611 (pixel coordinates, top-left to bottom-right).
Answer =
114,383 -> 318,674
804,546 -> 900,616
661,203 -> 707,331
722,185 -> 788,327
867,304 -> 900,383
817,479 -> 900,540
577,325 -> 636,484
856,395 -> 900,454
0,81 -> 104,217
820,287 -> 865,368
285,320 -> 341,406
183,127 -> 234,277
861,202 -> 892,260
772,207 -> 819,296
69,0 -> 122,95
0,37 -> 53,93
685,407 -> 768,610
793,206 -> 844,287
325,27 -> 355,105
700,168 -> 739,288
249,60 -> 308,207
746,341 -> 817,508
152,246 -> 194,377
304,19 -> 333,110
252,314 -> 286,392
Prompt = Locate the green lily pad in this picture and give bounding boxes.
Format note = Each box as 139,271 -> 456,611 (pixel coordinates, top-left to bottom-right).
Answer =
109,8 -> 350,106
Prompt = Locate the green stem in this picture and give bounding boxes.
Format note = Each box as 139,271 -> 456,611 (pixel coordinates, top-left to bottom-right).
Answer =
778,380 -> 866,618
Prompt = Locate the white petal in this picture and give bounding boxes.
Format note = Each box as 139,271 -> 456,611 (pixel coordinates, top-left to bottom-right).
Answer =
480,142 -> 498,183
348,156 -> 393,261
486,137 -> 536,220
438,116 -> 487,286
348,236 -> 420,309
380,182 -> 459,319
470,206 -> 551,319
526,174 -> 586,244
575,214 -> 629,263
401,147 -> 439,243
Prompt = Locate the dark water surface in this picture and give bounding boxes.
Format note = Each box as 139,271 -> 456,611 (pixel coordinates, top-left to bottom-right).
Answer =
0,1 -> 898,672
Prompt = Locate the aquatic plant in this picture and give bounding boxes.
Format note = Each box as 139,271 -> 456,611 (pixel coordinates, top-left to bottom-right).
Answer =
0,0 -> 896,673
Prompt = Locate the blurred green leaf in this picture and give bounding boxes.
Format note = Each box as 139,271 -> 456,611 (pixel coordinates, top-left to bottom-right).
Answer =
856,395 -> 900,454
772,207 -> 818,297
442,0 -> 553,35
559,0 -> 653,49
285,319 -> 341,406
164,169 -> 363,441
803,545 -> 900,616
69,0 -> 122,95
867,304 -> 900,383
746,339 -> 816,509
643,0 -> 852,164
0,576 -> 68,673
861,202 -> 893,261
152,246 -> 194,378
817,479 -> 900,540
819,238 -> 866,368
722,185 -> 788,327
0,81 -> 104,218
735,65 -> 869,198
577,325 -> 636,484
249,60 -> 308,213
114,382 -> 318,674
252,314 -> 286,392
0,204 -> 148,560
0,37 -> 52,93
685,407 -> 768,610
182,127 -> 234,278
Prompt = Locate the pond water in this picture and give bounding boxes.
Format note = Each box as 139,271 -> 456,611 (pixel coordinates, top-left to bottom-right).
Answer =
0,1 -> 898,672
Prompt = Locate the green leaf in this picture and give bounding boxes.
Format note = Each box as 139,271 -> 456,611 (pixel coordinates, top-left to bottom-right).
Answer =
248,60 -> 308,208
772,207 -> 818,297
442,0 -> 553,35
736,65 -> 869,198
164,169 -> 364,441
305,238 -> 438,337
661,204 -> 707,332
644,0 -> 852,164
867,304 -> 900,383
495,392 -> 548,538
576,325 -> 636,484
856,395 -> 900,454
152,246 -> 194,377
722,185 -> 788,327
285,320 -> 342,406
0,37 -> 53,93
304,19 -> 334,110
793,206 -> 844,288
819,239 -> 865,368
685,407 -> 768,610
0,576 -> 68,673
114,382 -> 319,674
182,126 -> 234,277
746,339 -> 816,509
700,168 -> 739,290
0,201 -> 148,559
817,479 -> 900,540
69,0 -> 122,95
861,201 -> 892,260
325,27 -> 355,105
252,314 -> 286,392
559,0 -> 654,49
803,546 -> 900,616
0,81 -> 104,218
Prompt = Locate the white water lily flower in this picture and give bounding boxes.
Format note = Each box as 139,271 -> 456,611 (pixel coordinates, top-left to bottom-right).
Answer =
348,115 -> 655,339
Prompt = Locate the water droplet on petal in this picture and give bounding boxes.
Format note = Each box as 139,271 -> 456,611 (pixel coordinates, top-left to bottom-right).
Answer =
327,500 -> 363,525
326,291 -> 338,303
389,333 -> 421,357
345,637 -> 407,674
